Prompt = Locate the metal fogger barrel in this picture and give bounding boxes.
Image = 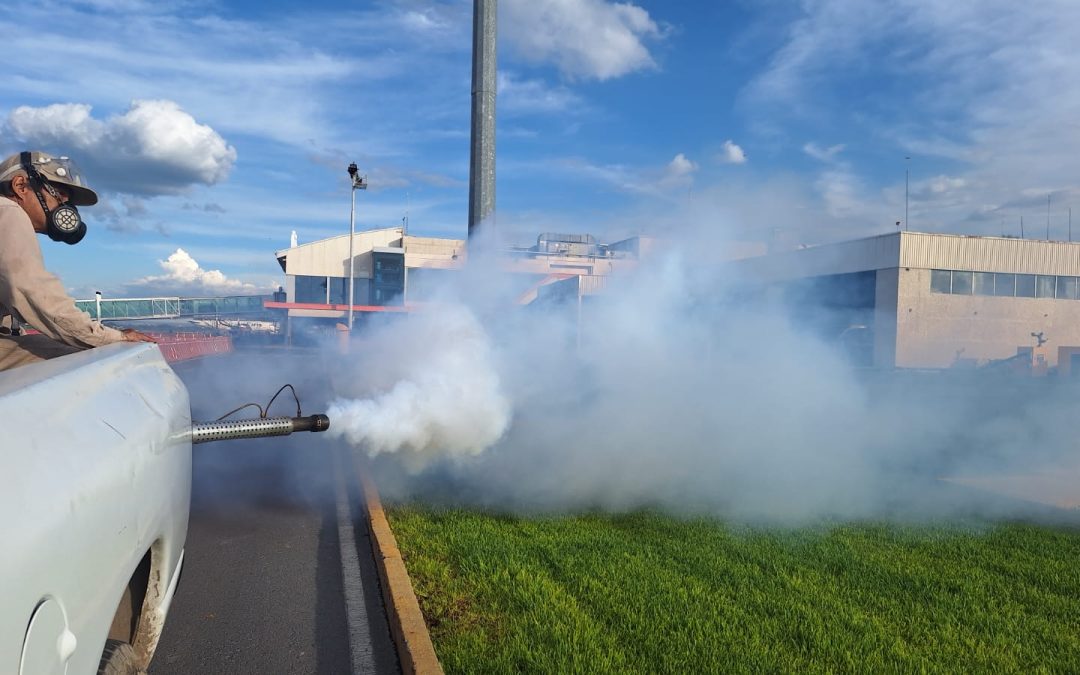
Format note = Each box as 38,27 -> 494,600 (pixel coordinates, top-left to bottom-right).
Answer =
191,414 -> 331,444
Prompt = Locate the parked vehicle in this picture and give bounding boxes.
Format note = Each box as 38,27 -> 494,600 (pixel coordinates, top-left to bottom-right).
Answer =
0,343 -> 191,674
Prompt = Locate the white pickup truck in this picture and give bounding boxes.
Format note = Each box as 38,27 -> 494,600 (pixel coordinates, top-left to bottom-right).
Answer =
0,343 -> 191,674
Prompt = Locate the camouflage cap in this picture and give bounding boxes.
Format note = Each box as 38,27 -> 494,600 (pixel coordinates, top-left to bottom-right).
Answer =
0,151 -> 99,206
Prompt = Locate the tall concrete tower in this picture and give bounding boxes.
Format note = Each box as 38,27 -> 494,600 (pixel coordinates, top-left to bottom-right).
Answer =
468,0 -> 497,238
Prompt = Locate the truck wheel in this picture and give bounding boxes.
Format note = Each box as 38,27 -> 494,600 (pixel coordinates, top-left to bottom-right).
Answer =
98,639 -> 145,675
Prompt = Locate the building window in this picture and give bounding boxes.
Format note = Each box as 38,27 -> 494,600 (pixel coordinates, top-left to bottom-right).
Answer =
1036,275 -> 1056,298
930,270 -> 951,294
371,252 -> 405,306
930,268 -> 1080,300
973,272 -> 994,296
1015,274 -> 1036,298
374,260 -> 404,286
994,273 -> 1016,297
295,275 -> 328,304
328,277 -> 348,305
952,271 -> 973,294
1057,276 -> 1078,300
327,277 -> 369,306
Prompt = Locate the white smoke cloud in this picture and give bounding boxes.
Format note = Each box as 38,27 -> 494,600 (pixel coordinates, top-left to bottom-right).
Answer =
327,303 -> 511,471
128,248 -> 261,296
502,0 -> 664,81
6,100 -> 236,196
719,140 -> 747,164
325,230 -> 1079,524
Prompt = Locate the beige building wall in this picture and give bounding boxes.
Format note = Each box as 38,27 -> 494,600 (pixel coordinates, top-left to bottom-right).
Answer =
895,267 -> 1080,368
403,235 -> 465,270
282,227 -> 403,278
275,229 -> 647,322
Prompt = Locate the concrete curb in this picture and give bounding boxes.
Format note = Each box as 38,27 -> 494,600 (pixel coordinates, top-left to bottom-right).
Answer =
352,452 -> 444,675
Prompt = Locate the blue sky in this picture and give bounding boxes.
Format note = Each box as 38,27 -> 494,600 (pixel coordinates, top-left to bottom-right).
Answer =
3,0 -> 1079,297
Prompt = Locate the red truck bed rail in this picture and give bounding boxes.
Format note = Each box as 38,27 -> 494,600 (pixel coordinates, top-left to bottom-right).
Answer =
147,332 -> 233,363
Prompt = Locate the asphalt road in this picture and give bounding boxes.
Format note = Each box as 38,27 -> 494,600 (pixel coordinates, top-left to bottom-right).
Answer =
151,351 -> 399,675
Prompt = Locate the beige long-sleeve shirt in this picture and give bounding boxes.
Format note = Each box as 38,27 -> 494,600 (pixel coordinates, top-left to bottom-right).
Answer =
0,196 -> 124,348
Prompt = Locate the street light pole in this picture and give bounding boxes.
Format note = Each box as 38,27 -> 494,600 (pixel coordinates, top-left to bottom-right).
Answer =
346,162 -> 367,331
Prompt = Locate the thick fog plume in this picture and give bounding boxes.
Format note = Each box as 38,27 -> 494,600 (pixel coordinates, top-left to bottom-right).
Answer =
327,235 -> 1079,524
327,303 -> 511,470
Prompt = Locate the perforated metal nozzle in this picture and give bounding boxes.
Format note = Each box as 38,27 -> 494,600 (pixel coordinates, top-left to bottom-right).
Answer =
191,414 -> 331,444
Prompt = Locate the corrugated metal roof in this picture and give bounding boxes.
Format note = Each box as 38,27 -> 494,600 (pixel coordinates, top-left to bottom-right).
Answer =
899,232 -> 1080,274
734,231 -> 1080,281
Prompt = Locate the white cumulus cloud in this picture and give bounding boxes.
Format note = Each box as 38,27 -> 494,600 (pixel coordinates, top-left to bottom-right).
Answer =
6,100 -> 236,196
719,140 -> 747,164
666,153 -> 698,177
503,0 -> 664,80
128,248 -> 262,296
658,153 -> 698,192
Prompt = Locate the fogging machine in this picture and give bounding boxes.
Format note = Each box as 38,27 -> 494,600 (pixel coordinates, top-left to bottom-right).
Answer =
190,384 -> 330,444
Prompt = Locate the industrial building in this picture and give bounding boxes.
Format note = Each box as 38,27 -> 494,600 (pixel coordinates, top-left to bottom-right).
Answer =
271,227 -> 651,320
274,226 -> 1080,374
734,231 -> 1080,374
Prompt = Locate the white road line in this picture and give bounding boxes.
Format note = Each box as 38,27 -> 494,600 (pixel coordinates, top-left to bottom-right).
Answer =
334,449 -> 378,674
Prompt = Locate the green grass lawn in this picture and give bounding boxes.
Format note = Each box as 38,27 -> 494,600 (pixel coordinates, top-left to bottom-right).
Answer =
386,506 -> 1080,674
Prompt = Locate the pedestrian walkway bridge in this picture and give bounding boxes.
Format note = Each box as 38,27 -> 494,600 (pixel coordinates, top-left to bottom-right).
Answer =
75,295 -> 270,321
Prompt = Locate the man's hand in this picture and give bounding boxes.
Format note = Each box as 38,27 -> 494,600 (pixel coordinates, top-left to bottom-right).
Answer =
121,328 -> 157,343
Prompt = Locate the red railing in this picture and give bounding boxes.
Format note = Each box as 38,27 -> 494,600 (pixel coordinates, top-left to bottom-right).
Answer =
20,329 -> 232,362
147,332 -> 233,363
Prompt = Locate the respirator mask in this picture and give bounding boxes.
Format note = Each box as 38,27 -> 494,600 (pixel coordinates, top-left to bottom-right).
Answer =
19,152 -> 88,245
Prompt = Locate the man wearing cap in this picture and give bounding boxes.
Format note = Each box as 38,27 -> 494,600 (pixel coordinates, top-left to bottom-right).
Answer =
0,150 -> 154,372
